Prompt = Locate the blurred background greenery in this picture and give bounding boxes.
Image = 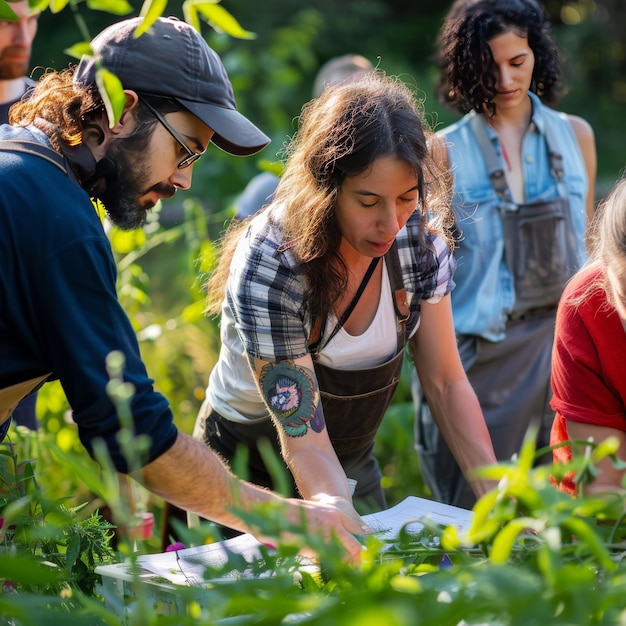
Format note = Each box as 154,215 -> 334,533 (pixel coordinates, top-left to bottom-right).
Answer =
32,0 -> 626,201
17,0 -> 626,519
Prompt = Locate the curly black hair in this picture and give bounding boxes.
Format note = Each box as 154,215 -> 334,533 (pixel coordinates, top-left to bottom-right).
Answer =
435,0 -> 562,116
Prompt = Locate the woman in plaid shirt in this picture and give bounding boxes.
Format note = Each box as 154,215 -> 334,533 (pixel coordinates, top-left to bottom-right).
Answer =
196,72 -> 496,532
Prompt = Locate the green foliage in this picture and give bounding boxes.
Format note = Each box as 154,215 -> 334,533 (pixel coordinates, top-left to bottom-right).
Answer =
109,200 -> 222,433
0,437 -> 116,603
141,434 -> 626,625
9,407 -> 626,626
0,1 -> 18,18
183,0 -> 255,39
3,0 -> 625,623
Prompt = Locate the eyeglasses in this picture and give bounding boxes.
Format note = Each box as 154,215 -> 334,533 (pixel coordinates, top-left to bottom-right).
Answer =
142,100 -> 205,169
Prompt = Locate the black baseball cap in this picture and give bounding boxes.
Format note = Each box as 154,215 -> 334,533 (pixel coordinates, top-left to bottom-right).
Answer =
74,16 -> 270,156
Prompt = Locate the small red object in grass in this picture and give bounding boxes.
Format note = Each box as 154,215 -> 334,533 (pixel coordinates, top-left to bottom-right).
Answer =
2,580 -> 17,594
128,511 -> 154,541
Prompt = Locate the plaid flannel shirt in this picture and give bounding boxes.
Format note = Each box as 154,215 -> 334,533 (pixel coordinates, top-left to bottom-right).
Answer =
225,206 -> 456,363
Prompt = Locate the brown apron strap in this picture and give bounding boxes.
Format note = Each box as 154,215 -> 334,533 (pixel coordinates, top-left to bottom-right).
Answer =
0,373 -> 50,425
308,315 -> 323,353
386,240 -> 410,322
384,240 -> 410,354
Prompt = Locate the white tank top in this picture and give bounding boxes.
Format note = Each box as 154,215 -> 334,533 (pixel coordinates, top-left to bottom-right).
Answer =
315,259 -> 398,369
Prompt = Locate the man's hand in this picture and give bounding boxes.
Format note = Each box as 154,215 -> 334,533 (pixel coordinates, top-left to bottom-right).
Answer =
276,495 -> 371,564
138,433 -> 369,564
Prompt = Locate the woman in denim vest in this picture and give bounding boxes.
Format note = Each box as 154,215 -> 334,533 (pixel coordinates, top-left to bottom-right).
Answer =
414,0 -> 597,508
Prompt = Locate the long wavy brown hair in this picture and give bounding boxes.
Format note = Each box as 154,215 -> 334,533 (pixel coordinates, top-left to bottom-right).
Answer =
10,67 -> 182,150
9,68 -> 103,149
435,0 -> 562,117
206,72 -> 454,325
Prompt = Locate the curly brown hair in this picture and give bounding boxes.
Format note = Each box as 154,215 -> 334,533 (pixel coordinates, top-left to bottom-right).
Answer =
9,68 -> 102,149
435,0 -> 562,116
206,72 -> 454,324
10,67 -> 185,150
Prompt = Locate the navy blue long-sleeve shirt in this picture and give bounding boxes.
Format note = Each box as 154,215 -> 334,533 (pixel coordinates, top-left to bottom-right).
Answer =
0,125 -> 178,472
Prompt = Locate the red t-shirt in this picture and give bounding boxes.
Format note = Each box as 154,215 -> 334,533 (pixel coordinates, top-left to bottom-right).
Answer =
550,262 -> 626,494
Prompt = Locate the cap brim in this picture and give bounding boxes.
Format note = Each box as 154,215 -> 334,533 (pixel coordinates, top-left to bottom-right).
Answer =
179,99 -> 270,157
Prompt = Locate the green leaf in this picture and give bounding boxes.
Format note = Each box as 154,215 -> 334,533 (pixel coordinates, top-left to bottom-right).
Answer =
572,493 -> 624,519
115,223 -> 184,272
65,531 -> 81,572
95,67 -> 126,128
0,1 -> 18,19
258,159 -> 284,177
48,0 -> 69,14
476,464 -> 510,481
62,41 -> 93,61
182,1 -> 201,32
109,228 -> 147,254
490,518 -> 541,564
257,437 -> 291,497
2,0 -> 48,12
1,496 -> 31,527
0,553 -> 61,587
563,517 -> 616,571
86,0 -> 133,15
440,524 -> 461,550
182,0 -> 219,33
136,0 -> 168,34
186,0 -> 256,39
467,489 -> 499,536
181,299 -> 205,323
591,435 -> 620,462
47,444 -> 110,502
517,427 -> 538,475
30,0 -> 50,11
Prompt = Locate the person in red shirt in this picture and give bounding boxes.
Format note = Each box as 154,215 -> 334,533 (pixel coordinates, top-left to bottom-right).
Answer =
551,177 -> 626,496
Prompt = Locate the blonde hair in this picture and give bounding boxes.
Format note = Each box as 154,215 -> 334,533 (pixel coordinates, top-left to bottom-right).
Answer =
573,177 -> 626,308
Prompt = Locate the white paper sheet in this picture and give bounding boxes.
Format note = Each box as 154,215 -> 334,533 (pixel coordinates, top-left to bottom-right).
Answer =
102,496 -> 473,586
135,533 -> 264,584
361,495 -> 473,539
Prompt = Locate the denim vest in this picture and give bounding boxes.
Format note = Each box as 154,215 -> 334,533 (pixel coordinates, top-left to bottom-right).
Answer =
441,92 -> 588,341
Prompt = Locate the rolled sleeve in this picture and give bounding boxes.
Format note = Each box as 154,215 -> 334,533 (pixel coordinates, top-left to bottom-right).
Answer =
228,223 -> 309,362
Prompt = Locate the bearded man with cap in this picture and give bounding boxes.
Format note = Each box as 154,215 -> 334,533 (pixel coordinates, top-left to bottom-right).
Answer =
0,0 -> 41,431
0,16 -> 368,562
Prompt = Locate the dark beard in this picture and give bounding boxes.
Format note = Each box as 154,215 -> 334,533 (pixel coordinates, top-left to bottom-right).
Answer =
97,139 -> 153,231
0,48 -> 29,80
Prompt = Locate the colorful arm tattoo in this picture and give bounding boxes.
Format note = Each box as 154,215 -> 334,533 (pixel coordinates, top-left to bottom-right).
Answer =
259,360 -> 325,438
